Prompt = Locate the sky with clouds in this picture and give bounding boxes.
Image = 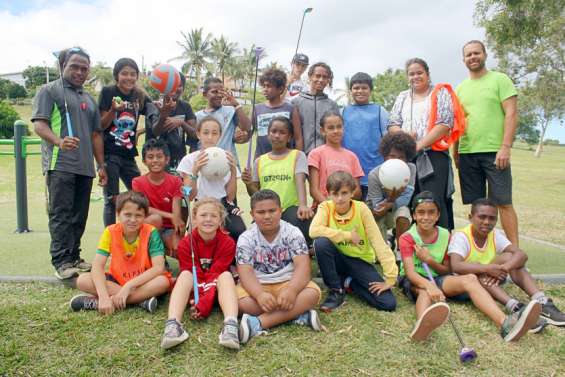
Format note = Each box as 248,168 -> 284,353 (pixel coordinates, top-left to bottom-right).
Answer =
1,0 -> 562,140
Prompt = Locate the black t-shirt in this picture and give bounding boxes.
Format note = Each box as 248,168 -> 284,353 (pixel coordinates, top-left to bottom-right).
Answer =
146,99 -> 196,167
99,85 -> 151,157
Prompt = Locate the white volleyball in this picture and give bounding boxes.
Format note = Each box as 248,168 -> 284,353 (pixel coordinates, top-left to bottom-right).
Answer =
200,147 -> 230,180
378,159 -> 411,190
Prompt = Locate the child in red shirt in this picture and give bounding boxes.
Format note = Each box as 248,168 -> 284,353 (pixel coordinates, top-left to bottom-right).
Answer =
132,138 -> 184,257
161,198 -> 240,350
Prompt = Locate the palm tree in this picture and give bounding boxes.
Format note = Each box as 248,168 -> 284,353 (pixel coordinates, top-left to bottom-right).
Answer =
240,45 -> 267,89
210,35 -> 239,84
171,28 -> 213,89
335,77 -> 352,105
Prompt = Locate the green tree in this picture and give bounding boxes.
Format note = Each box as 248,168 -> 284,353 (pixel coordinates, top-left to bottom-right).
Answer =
0,79 -> 27,100
173,28 -> 213,89
189,93 -> 208,112
371,68 -> 408,111
210,35 -> 238,84
0,101 -> 21,138
475,0 -> 565,156
22,65 -> 59,90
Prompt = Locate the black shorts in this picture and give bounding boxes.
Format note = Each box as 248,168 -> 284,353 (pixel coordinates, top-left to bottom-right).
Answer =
398,275 -> 470,303
458,152 -> 512,205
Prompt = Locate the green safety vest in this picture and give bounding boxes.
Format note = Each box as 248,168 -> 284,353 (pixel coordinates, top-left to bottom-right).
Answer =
461,224 -> 496,265
258,150 -> 299,211
399,224 -> 450,277
327,200 -> 375,264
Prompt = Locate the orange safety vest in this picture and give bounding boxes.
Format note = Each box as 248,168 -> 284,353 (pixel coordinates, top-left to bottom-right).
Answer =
108,223 -> 154,286
428,83 -> 466,151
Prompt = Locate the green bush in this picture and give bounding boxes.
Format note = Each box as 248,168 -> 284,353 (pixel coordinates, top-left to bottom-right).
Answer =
189,93 -> 208,112
0,101 -> 28,139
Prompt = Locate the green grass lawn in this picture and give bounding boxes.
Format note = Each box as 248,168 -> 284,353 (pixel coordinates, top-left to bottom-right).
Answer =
1,282 -> 564,376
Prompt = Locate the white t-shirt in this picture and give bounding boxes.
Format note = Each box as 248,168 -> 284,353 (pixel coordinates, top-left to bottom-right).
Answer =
176,150 -> 240,200
287,78 -> 307,100
447,229 -> 512,259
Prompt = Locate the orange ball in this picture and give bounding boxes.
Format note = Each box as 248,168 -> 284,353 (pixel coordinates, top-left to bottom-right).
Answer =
149,64 -> 181,95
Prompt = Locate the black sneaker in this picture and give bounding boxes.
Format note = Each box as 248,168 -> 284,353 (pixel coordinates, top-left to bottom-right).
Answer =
138,297 -> 158,313
73,259 -> 92,272
541,298 -> 565,326
69,294 -> 98,311
55,263 -> 79,280
320,289 -> 345,313
514,302 -> 549,333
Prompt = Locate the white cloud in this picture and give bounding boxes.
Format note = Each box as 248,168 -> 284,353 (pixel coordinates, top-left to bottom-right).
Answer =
0,0 -> 485,90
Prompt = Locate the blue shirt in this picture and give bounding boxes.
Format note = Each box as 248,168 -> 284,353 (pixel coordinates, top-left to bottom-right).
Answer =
196,106 -> 240,167
342,103 -> 389,186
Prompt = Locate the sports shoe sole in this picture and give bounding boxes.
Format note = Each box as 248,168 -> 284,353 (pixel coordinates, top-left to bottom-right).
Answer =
320,299 -> 346,313
218,335 -> 240,350
239,314 -> 252,344
529,318 -> 548,334
540,311 -> 565,326
141,297 -> 158,314
410,302 -> 450,341
55,268 -> 79,280
309,310 -> 322,331
504,301 -> 541,342
161,331 -> 189,350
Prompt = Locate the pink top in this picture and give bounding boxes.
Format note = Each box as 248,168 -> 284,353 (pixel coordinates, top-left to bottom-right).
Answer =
308,144 -> 364,197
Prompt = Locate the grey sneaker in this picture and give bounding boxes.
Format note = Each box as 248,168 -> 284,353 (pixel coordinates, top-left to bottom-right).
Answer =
514,303 -> 549,333
501,300 -> 541,342
294,310 -> 322,331
161,319 -> 189,349
541,298 -> 565,326
218,320 -> 240,350
70,294 -> 98,311
138,297 -> 158,313
55,263 -> 79,280
73,258 -> 92,272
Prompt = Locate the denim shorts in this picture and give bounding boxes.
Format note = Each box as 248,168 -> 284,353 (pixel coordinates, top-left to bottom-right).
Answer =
399,274 -> 470,303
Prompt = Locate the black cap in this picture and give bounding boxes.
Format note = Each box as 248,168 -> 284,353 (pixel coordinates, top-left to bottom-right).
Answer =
292,53 -> 309,65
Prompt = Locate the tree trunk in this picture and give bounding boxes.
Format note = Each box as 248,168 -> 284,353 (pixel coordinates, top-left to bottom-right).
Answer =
534,120 -> 549,157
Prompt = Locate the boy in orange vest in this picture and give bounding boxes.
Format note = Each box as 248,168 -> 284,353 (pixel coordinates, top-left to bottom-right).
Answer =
69,191 -> 173,314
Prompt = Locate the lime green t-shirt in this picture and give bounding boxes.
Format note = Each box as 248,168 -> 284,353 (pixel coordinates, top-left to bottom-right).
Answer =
456,71 -> 517,154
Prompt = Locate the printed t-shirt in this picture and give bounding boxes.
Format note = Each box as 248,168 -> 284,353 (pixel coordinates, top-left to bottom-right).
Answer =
132,173 -> 182,229
456,71 -> 517,154
342,103 -> 389,186
254,102 -> 294,158
236,220 -> 308,284
308,144 -> 364,197
176,150 -> 240,200
98,85 -> 151,157
252,150 -> 308,210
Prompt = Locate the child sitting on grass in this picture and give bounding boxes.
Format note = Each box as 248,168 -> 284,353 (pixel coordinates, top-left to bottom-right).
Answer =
242,116 -> 313,244
448,198 -> 565,328
367,131 -> 416,250
236,190 -> 322,344
176,116 -> 246,242
310,171 -> 398,313
399,191 -> 541,342
132,139 -> 184,257
161,198 -> 240,350
70,191 -> 172,314
308,111 -> 364,207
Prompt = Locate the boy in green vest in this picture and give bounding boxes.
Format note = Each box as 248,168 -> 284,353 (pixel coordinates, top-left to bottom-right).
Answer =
310,171 -> 398,312
400,191 -> 541,342
449,198 -> 565,328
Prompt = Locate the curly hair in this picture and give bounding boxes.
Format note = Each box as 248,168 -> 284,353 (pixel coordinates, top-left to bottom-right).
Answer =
379,131 -> 417,161
308,62 -> 334,88
259,68 -> 287,89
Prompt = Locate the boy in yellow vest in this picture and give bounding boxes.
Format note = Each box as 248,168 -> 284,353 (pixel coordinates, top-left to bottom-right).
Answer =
69,191 -> 172,314
400,191 -> 541,342
449,198 -> 565,327
310,171 -> 398,312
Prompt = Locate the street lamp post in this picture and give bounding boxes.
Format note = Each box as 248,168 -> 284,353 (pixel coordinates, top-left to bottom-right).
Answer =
294,7 -> 313,56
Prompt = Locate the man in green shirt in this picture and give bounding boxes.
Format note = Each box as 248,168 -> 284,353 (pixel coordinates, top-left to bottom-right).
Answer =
455,40 -> 519,246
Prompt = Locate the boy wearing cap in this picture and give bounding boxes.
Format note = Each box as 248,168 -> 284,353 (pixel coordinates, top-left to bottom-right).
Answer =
342,72 -> 389,201
286,53 -> 309,100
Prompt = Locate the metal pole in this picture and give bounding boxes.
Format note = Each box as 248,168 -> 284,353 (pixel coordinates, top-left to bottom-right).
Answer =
14,120 -> 30,233
294,8 -> 313,56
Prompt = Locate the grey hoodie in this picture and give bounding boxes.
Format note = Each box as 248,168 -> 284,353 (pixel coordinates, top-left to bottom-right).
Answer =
292,91 -> 339,154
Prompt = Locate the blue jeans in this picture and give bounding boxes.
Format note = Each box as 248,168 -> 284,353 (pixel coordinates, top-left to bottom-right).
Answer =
314,237 -> 396,311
